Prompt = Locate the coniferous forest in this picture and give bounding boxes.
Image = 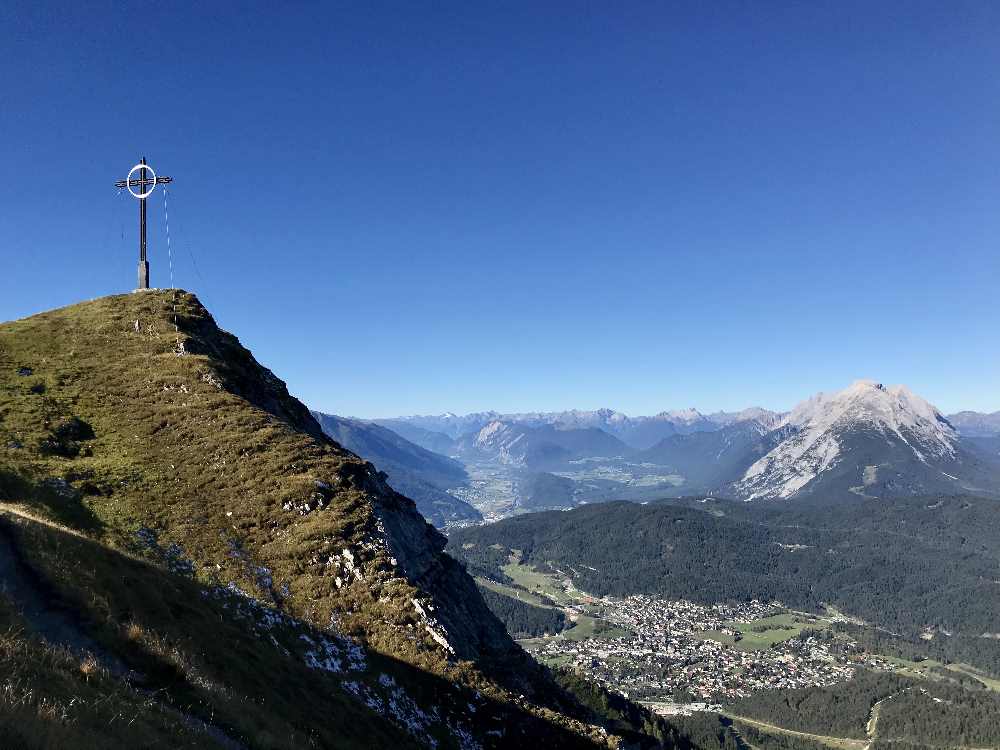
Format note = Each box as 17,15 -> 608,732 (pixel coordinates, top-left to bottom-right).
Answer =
475,584 -> 566,637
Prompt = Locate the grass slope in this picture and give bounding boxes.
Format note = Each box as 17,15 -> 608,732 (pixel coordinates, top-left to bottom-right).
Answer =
0,508 -> 418,749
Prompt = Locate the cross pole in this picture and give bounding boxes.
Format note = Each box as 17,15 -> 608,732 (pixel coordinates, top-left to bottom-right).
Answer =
115,157 -> 173,289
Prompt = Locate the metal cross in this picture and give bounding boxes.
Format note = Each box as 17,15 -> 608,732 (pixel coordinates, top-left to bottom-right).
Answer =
115,157 -> 173,290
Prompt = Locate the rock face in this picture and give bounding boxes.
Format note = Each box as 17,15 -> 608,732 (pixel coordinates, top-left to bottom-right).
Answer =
456,420 -> 629,469
0,291 -> 612,748
735,380 -> 997,500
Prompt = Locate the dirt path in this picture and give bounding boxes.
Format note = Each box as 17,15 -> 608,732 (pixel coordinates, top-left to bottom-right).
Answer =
864,686 -> 914,750
864,696 -> 884,748
0,514 -> 129,673
865,698 -> 880,742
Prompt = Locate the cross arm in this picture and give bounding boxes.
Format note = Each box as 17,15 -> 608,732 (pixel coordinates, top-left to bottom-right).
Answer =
115,176 -> 174,188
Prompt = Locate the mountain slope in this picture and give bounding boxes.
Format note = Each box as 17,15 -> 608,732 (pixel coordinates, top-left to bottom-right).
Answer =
0,507 -> 423,749
383,413 -> 502,440
512,472 -> 578,511
372,419 -> 458,455
311,412 -> 480,527
705,408 -> 783,429
637,420 -> 786,489
0,291 -> 637,748
735,380 -> 1000,500
456,421 -> 630,469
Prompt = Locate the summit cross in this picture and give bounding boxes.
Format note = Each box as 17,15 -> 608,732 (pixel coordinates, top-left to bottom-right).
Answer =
115,157 -> 173,290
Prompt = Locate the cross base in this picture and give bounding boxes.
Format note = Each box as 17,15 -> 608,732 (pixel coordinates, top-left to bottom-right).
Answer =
138,260 -> 149,290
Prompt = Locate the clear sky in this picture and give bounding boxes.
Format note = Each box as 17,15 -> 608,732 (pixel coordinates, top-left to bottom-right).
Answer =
1,2 -> 998,417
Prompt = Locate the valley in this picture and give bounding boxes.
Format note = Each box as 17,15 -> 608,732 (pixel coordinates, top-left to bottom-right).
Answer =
462,550 -> 894,705
8,4 -> 1000,746
456,546 -> 1000,749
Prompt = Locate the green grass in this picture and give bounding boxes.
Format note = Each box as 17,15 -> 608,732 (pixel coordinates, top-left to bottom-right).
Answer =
536,654 -> 576,669
696,630 -> 738,647
0,509 -> 420,750
495,563 -> 629,643
944,663 -> 1000,692
698,612 -> 824,651
559,616 -> 629,642
0,623 -> 219,750
731,613 -> 811,650
503,560 -> 581,605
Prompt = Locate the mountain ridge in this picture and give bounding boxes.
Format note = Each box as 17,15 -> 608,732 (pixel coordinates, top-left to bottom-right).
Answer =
377,403 -> 997,447
379,407 -> 781,450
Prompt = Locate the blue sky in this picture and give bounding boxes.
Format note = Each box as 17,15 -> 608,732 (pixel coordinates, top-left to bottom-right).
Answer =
1,2 -> 998,417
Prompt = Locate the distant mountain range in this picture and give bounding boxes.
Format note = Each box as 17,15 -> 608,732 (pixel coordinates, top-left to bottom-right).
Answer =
376,403 -> 1000,445
375,406 -> 783,452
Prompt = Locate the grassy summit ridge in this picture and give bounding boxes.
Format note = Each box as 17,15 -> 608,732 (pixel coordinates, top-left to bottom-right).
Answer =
0,290 -> 627,748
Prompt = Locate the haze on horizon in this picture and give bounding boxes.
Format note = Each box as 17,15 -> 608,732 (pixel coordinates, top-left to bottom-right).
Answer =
1,2 -> 998,417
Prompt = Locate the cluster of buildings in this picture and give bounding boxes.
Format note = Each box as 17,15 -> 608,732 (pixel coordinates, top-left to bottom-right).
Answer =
446,465 -> 517,522
524,595 -> 891,704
